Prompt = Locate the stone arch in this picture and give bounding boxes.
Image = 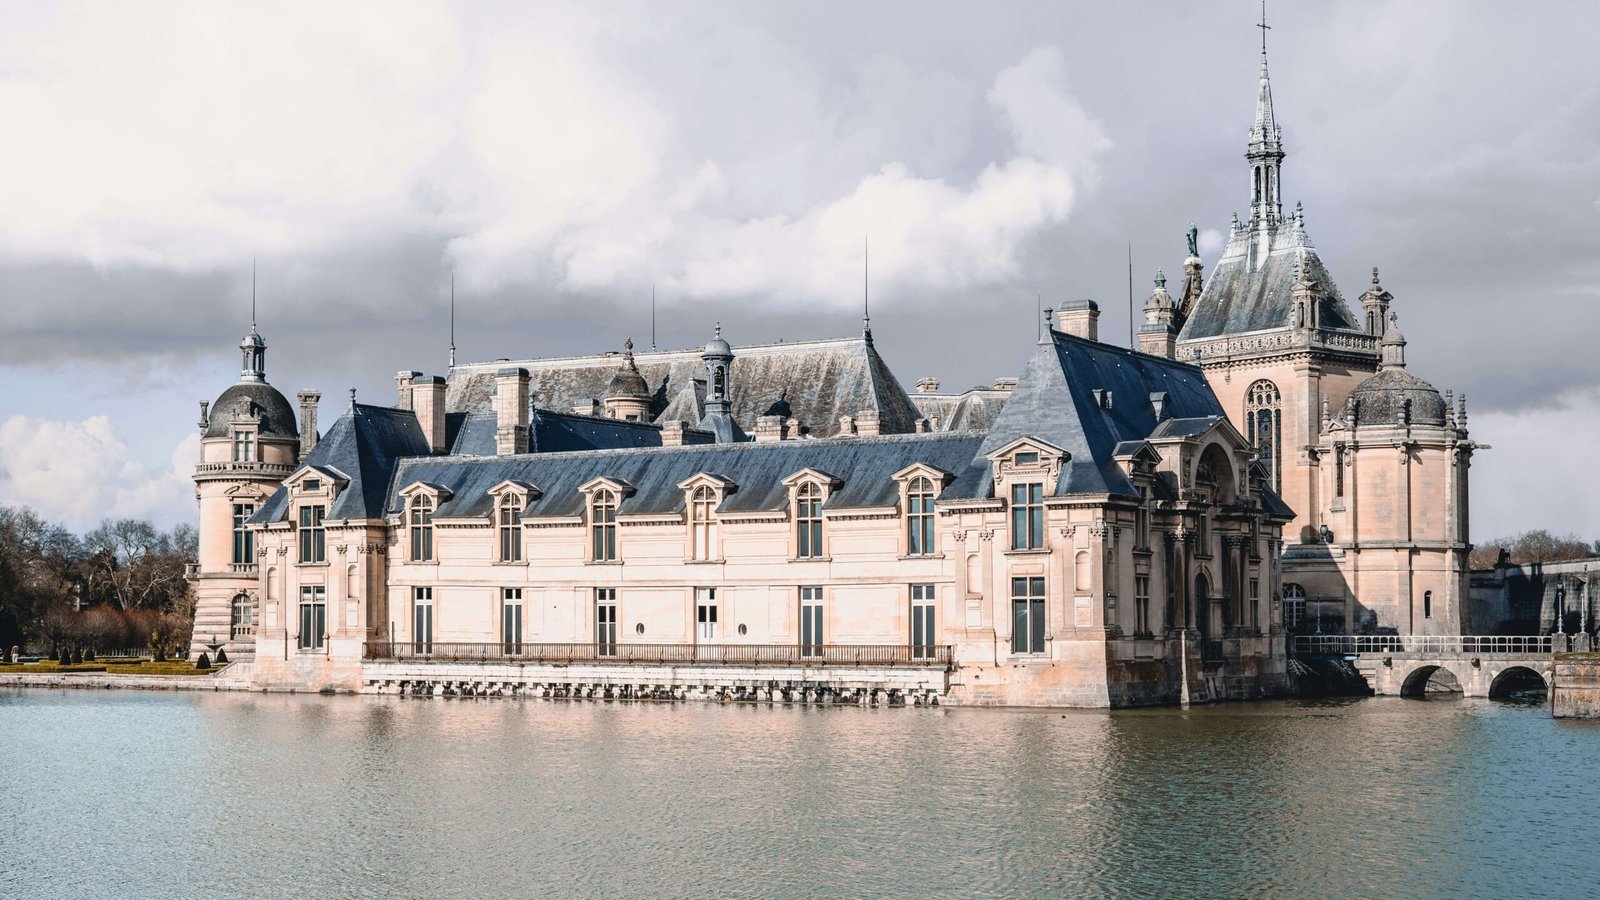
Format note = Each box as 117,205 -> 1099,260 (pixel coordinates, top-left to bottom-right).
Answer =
1194,571 -> 1212,639
1488,665 -> 1549,700
1193,442 -> 1238,505
1400,664 -> 1463,697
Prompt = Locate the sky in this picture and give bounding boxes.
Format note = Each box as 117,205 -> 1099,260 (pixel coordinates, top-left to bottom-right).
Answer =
0,0 -> 1596,538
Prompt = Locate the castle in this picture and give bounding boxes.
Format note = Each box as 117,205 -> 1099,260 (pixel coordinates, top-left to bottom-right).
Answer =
186,31 -> 1471,706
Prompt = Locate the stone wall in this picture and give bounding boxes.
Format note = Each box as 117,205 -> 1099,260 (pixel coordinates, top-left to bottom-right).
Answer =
1552,653 -> 1600,718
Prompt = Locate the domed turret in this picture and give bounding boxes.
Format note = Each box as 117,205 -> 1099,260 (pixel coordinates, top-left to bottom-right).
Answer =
207,325 -> 297,440
1348,312 -> 1446,427
602,339 -> 652,422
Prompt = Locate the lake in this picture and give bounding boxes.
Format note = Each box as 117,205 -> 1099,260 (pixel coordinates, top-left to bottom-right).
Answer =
1,689 -> 1594,898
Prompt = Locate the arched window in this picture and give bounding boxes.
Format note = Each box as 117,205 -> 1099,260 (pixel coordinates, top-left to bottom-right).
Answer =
1283,582 -> 1306,630
409,495 -> 434,561
230,593 -> 253,638
1245,380 -> 1282,494
690,485 -> 718,561
906,476 -> 936,556
591,489 -> 618,561
498,493 -> 522,562
795,482 -> 823,558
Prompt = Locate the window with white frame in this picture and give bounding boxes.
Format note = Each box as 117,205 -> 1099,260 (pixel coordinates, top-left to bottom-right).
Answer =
232,430 -> 255,462
907,476 -> 936,556
412,586 -> 433,654
596,588 -> 617,655
409,495 -> 434,562
1010,482 -> 1044,550
689,485 -> 717,561
911,584 -> 936,659
591,489 -> 618,562
695,587 -> 717,642
799,586 -> 823,657
298,505 -> 325,563
795,482 -> 824,558
298,585 -> 326,651
502,588 -> 523,653
1283,583 -> 1306,630
498,493 -> 522,562
1010,576 -> 1045,654
231,592 -> 253,638
232,503 -> 255,565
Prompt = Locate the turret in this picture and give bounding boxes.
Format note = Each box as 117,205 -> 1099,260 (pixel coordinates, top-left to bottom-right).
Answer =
1360,267 -> 1394,337
602,339 -> 652,422
698,324 -> 743,443
1138,269 -> 1177,358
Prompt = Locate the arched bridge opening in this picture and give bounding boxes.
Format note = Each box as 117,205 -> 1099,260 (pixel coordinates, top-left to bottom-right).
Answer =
1488,666 -> 1549,701
1400,664 -> 1463,698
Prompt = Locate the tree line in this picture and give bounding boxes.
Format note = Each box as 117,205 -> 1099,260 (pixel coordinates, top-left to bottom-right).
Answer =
0,506 -> 196,653
1467,529 -> 1600,570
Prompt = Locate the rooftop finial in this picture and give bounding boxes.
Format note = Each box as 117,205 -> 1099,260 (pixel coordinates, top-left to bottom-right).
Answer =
449,270 -> 456,368
348,387 -> 357,410
1154,268 -> 1167,290
1258,0 -> 1271,57
651,284 -> 657,351
862,234 -> 872,344
250,257 -> 257,331
1371,266 -> 1381,287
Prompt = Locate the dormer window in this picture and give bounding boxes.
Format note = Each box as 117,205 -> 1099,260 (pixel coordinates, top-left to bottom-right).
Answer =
498,493 -> 523,563
590,489 -> 618,562
906,476 -> 937,556
297,504 -> 325,563
303,478 -> 321,492
409,494 -> 435,562
690,485 -> 718,561
1010,483 -> 1044,550
233,430 -> 255,462
1014,451 -> 1039,466
795,482 -> 824,559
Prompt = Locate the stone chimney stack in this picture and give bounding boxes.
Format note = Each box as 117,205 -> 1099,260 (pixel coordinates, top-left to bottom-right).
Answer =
856,409 -> 880,437
297,390 -> 321,461
1057,299 -> 1099,341
411,376 -> 447,454
395,371 -> 422,410
660,420 -> 688,447
572,399 -> 601,417
915,377 -> 940,395
754,415 -> 788,442
494,367 -> 531,455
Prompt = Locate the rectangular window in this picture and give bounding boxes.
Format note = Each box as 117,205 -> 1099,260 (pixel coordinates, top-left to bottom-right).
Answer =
1249,578 -> 1260,629
413,587 -> 433,654
303,478 -> 321,492
591,492 -> 617,562
502,588 -> 523,654
409,498 -> 434,562
795,485 -> 824,558
1014,451 -> 1039,466
906,479 -> 936,556
233,430 -> 255,462
799,586 -> 823,657
1009,483 -> 1044,550
498,496 -> 522,562
1010,576 -> 1046,654
298,505 -> 325,563
231,503 -> 256,565
911,584 -> 936,659
695,587 -> 717,642
596,588 -> 617,656
1135,575 -> 1152,636
297,585 -> 326,651
1134,489 -> 1151,550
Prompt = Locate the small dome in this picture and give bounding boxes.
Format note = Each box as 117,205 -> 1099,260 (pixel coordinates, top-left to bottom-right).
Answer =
703,323 -> 732,358
604,366 -> 650,400
1349,368 -> 1447,428
239,327 -> 266,350
205,382 -> 298,439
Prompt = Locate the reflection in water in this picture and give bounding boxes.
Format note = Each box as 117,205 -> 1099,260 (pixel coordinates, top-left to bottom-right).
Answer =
1,690 -> 1594,898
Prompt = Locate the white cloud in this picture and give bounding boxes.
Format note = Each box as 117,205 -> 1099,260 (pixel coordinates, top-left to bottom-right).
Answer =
0,415 -> 197,532
1470,388 -> 1600,539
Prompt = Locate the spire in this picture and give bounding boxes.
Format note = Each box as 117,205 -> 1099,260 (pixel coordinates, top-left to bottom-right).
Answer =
240,262 -> 267,383
1251,1 -> 1279,146
1246,0 -> 1285,228
862,234 -> 873,345
1380,311 -> 1407,369
449,271 -> 456,369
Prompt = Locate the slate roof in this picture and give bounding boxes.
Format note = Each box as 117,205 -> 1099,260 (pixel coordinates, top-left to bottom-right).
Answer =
1349,367 -> 1447,427
445,335 -> 924,437
1177,221 -> 1364,342
386,433 -> 991,520
251,403 -> 431,524
205,382 -> 298,440
910,388 -> 1011,433
979,330 -> 1229,499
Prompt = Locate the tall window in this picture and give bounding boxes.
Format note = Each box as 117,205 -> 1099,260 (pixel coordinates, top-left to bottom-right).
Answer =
695,587 -> 717,642
298,505 -> 325,563
232,430 -> 255,462
502,588 -> 523,654
1134,488 -> 1150,550
1334,444 -> 1346,498
591,490 -> 617,562
595,588 -> 617,656
230,592 -> 253,638
911,584 -> 936,659
1423,590 -> 1433,620
1010,483 -> 1044,550
409,495 -> 434,562
795,482 -> 823,558
1010,576 -> 1045,654
298,585 -> 326,651
1283,583 -> 1306,630
412,587 -> 433,654
799,586 -> 823,657
690,486 -> 717,561
907,476 -> 936,556
232,503 -> 256,565
498,494 -> 522,562
1246,380 -> 1282,494
1135,575 -> 1152,637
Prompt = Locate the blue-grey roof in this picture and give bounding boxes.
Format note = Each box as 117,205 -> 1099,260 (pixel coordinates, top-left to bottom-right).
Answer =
388,433 -> 990,520
251,403 -> 431,524
445,408 -> 693,456
979,330 -> 1225,498
1178,228 -> 1363,342
205,381 -> 298,440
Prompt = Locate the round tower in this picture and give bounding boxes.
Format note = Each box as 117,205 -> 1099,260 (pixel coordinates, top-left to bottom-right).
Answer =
602,338 -> 652,422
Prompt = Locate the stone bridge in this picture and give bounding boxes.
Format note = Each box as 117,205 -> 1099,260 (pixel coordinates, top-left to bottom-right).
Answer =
1294,635 -> 1559,698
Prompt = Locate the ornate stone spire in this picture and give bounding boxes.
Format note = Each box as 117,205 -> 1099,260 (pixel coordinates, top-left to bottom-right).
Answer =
1247,2 -> 1285,228
1380,311 -> 1407,369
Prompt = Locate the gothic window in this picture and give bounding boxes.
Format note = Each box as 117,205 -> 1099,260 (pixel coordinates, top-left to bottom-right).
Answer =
590,489 -> 618,562
408,495 -> 434,562
906,476 -> 936,556
689,485 -> 718,561
1009,482 -> 1044,550
795,482 -> 824,558
232,503 -> 255,565
497,493 -> 522,563
298,505 -> 325,564
1246,380 -> 1282,494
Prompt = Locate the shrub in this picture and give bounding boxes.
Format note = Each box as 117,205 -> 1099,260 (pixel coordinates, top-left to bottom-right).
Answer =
58,646 -> 71,665
194,652 -> 211,670
72,646 -> 84,664
215,648 -> 228,665
84,647 -> 95,661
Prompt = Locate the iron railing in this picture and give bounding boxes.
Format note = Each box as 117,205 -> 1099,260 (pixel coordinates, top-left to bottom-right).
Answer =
364,641 -> 953,668
1293,634 -> 1554,656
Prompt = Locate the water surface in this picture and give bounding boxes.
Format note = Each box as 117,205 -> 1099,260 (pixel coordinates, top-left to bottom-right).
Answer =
2,690 -> 1593,898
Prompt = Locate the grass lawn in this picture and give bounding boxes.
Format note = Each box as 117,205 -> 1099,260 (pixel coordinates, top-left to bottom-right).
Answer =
0,659 -> 220,676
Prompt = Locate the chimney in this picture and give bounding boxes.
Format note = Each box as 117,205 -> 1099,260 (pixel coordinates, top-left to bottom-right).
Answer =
494,367 -> 530,455
297,390 -> 321,461
992,378 -> 1018,392
1057,299 -> 1099,341
572,399 -> 601,417
411,376 -> 447,454
660,420 -> 687,447
838,414 -> 856,436
915,377 -> 940,395
754,415 -> 787,442
395,371 -> 421,410
856,409 -> 880,437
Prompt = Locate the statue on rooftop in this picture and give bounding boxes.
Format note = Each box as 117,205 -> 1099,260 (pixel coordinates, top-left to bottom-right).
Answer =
1186,222 -> 1199,257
